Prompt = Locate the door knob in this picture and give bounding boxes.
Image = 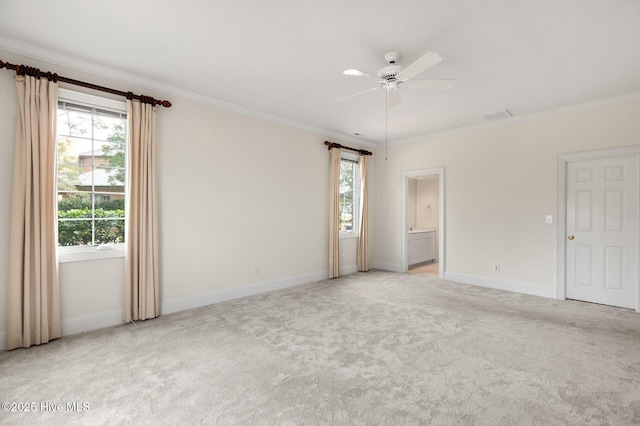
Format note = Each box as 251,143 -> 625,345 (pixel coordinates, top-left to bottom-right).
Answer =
568,235 -> 575,240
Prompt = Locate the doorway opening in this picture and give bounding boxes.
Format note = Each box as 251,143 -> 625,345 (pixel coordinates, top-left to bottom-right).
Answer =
401,168 -> 445,278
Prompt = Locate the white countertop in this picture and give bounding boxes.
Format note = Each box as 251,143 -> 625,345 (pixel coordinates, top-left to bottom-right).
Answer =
408,228 -> 436,234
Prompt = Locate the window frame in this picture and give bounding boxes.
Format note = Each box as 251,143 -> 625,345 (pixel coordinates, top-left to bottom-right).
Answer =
339,151 -> 361,239
57,89 -> 128,263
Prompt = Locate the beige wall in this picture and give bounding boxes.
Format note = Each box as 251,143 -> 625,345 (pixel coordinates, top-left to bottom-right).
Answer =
407,178 -> 417,229
157,96 -> 327,299
416,178 -> 439,231
0,50 -> 368,341
416,177 -> 439,259
374,100 -> 640,290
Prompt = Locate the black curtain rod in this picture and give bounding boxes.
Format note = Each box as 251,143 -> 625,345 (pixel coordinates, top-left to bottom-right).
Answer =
324,141 -> 372,156
0,58 -> 172,108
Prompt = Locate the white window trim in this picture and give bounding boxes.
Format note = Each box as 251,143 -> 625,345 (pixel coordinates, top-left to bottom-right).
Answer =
340,151 -> 360,239
58,244 -> 125,263
57,89 -> 127,262
59,89 -> 127,114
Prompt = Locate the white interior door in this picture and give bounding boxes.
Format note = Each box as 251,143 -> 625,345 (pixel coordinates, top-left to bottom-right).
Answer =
566,156 -> 638,309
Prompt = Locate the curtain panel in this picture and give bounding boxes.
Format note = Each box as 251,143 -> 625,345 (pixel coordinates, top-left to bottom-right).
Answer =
123,100 -> 160,322
329,147 -> 341,278
357,155 -> 370,272
6,75 -> 61,350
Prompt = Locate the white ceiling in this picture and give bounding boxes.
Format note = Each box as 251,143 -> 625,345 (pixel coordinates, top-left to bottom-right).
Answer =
1,0 -> 640,145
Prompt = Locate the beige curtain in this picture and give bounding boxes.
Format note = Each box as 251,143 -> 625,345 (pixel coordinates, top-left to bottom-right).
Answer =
6,75 -> 60,350
123,100 -> 160,322
357,155 -> 370,271
329,147 -> 341,278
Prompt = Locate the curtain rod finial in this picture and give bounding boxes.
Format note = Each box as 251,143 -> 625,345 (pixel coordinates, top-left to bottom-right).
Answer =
160,100 -> 172,108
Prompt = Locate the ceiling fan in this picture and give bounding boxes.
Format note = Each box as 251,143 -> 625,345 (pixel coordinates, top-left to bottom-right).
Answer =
339,51 -> 455,106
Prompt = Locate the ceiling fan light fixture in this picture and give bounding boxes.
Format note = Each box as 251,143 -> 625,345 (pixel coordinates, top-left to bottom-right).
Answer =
338,50 -> 454,107
376,65 -> 403,79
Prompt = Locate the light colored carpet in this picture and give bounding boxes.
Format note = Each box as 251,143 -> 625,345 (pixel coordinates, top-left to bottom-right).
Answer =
1,270 -> 639,425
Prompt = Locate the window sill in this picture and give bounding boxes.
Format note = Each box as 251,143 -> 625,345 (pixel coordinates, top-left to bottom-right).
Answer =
58,244 -> 125,263
340,232 -> 359,240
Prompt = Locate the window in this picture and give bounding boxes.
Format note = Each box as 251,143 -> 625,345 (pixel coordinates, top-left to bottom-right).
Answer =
339,153 -> 360,237
56,90 -> 127,261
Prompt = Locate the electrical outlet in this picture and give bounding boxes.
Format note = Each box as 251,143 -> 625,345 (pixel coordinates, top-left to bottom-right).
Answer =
253,266 -> 259,276
493,264 -> 500,272
340,253 -> 345,261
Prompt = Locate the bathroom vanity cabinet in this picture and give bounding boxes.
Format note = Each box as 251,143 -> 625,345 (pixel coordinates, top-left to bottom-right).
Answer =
408,229 -> 436,265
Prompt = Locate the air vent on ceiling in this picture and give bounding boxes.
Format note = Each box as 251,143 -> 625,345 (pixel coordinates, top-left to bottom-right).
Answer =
482,110 -> 512,121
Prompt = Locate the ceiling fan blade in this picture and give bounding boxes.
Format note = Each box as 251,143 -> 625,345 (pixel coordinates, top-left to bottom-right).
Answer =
396,52 -> 443,81
387,89 -> 401,107
343,69 -> 382,81
405,79 -> 455,90
337,86 -> 380,102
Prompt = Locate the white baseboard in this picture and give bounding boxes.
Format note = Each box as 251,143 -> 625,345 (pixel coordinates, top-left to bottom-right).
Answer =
372,261 -> 403,273
444,272 -> 556,299
0,310 -> 125,351
341,264 -> 358,275
162,269 -> 329,315
1,269 -> 331,351
61,310 -> 124,337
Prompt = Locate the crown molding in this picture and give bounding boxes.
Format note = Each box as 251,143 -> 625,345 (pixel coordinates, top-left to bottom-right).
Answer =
389,90 -> 640,147
0,36 -> 374,148
4,35 -> 636,152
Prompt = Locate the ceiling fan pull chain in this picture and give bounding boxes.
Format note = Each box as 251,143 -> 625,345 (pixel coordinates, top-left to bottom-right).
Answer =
385,90 -> 388,161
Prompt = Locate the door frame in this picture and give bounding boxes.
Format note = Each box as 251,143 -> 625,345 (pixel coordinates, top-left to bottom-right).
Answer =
401,167 -> 445,278
557,146 -> 640,312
